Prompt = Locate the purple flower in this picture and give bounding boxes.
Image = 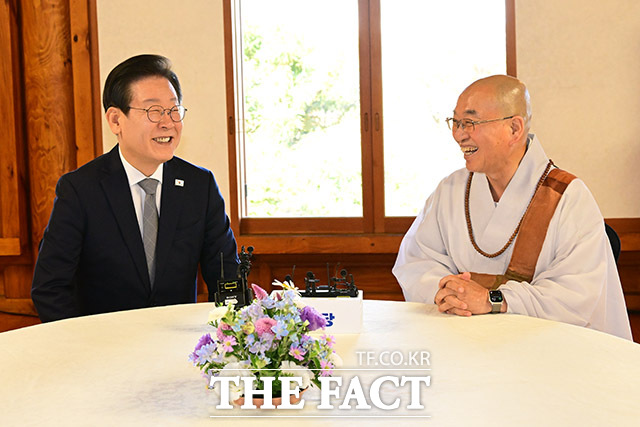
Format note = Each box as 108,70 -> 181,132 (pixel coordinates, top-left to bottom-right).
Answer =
248,334 -> 274,357
251,283 -> 268,300
194,343 -> 216,365
194,333 -> 214,352
190,333 -> 214,362
249,334 -> 275,355
300,306 -> 327,331
261,296 -> 276,309
243,302 -> 264,321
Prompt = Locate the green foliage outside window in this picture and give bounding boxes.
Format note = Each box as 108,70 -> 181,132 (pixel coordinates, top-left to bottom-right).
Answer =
241,24 -> 362,217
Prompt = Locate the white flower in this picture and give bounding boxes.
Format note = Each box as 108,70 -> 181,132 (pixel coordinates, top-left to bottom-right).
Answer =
218,361 -> 253,378
272,280 -> 305,308
279,360 -> 314,389
208,305 -> 230,323
272,279 -> 301,294
210,378 -> 244,401
223,354 -> 239,364
329,351 -> 343,368
211,361 -> 255,401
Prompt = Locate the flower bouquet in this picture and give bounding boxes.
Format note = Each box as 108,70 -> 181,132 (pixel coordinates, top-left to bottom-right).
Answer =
189,281 -> 340,403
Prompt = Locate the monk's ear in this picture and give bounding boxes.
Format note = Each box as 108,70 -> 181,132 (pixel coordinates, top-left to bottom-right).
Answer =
105,107 -> 124,136
508,115 -> 525,143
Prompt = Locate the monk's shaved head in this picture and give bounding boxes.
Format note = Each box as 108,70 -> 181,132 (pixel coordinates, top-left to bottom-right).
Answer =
462,75 -> 531,131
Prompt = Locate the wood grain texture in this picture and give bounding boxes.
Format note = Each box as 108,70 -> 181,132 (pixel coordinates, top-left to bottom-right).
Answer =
240,217 -> 365,235
606,218 -> 640,252
506,0 -> 517,76
367,0 -> 385,234
0,312 -> 41,333
0,296 -> 37,317
222,0 -> 241,234
70,0 -> 97,167
21,0 -> 77,256
4,264 -> 34,299
0,239 -> 20,256
0,1 -> 22,254
0,0 -> 99,328
358,0 -> 374,233
237,234 -> 402,254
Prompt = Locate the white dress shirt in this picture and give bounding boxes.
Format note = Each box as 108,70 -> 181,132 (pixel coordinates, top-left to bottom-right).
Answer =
118,148 -> 163,238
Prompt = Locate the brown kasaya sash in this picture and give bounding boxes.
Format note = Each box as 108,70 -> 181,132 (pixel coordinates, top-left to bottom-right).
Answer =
470,168 -> 576,290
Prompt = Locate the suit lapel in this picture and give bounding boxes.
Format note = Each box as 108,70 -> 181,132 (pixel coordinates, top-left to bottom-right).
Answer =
100,146 -> 152,293
155,158 -> 186,286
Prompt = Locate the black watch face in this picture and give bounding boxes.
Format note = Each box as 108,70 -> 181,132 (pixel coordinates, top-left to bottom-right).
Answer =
489,291 -> 503,303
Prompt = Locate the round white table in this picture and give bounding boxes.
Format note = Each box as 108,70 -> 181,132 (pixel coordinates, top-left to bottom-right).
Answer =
1,300 -> 639,426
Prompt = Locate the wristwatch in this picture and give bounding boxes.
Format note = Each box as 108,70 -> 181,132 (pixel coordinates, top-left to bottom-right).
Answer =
488,290 -> 503,313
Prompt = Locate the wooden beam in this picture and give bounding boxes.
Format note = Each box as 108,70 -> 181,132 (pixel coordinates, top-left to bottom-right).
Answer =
506,0 -> 517,76
0,1 -> 22,252
0,239 -> 20,256
70,0 -> 98,167
0,296 -> 38,317
237,234 -> 403,255
21,0 -> 77,256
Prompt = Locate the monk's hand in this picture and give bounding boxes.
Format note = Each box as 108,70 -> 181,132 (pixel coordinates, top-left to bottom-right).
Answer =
437,272 -> 491,315
435,272 -> 472,316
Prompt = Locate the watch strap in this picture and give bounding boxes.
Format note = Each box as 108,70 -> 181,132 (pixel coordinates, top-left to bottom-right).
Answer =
489,290 -> 503,314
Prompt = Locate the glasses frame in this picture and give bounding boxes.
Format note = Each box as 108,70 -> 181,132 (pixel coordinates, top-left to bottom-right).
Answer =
445,115 -> 514,132
128,105 -> 188,123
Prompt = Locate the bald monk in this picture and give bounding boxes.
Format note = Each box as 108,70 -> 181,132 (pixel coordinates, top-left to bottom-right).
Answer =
393,75 -> 632,340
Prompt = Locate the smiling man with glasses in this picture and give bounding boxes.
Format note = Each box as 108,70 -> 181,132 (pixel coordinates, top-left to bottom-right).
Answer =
31,54 -> 239,322
393,75 -> 632,340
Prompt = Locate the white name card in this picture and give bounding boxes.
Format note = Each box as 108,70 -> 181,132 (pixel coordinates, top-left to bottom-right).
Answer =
302,290 -> 363,334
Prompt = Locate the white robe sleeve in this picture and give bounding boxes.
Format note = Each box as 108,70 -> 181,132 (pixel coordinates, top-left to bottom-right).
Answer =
393,183 -> 458,303
499,180 -> 632,340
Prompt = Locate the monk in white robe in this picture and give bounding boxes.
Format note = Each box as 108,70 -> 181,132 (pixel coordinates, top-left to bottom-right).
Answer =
393,75 -> 632,340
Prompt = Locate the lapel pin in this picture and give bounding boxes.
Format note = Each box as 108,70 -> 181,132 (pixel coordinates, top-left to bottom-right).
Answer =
175,179 -> 184,187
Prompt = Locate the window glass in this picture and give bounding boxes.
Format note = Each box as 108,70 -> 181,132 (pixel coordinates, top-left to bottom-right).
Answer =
381,0 -> 507,216
240,0 -> 362,217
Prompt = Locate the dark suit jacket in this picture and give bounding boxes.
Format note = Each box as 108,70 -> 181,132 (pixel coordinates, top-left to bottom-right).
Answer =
31,145 -> 238,322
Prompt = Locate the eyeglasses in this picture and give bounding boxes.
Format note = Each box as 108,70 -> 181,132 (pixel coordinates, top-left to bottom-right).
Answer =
445,115 -> 514,132
128,105 -> 187,123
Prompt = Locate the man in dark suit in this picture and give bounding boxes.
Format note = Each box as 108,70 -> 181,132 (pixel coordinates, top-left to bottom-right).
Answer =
31,54 -> 239,322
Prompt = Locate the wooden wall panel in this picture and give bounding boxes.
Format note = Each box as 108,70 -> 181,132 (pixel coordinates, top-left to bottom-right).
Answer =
619,252 -> 640,311
70,0 -> 100,167
0,0 -> 99,331
0,0 -> 24,257
607,219 -> 640,311
0,312 -> 40,333
21,0 -> 77,257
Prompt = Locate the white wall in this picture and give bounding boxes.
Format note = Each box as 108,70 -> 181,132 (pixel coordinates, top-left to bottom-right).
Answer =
97,0 -> 230,203
97,0 -> 640,218
516,0 -> 640,217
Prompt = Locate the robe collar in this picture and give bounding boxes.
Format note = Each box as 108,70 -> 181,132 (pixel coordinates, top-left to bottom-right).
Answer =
467,134 -> 550,256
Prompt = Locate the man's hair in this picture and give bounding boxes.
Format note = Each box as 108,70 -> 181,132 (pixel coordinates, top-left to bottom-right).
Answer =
102,54 -> 182,113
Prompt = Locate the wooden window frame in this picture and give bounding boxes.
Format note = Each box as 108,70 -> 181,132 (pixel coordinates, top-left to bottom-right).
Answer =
223,0 -> 516,249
